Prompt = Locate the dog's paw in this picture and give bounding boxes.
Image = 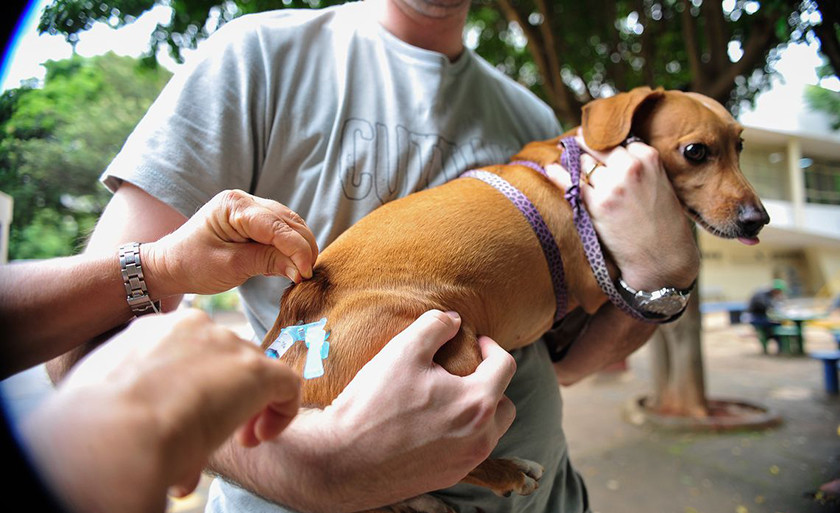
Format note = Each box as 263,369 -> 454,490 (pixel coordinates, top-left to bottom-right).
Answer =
463,456 -> 545,498
496,457 -> 544,497
387,494 -> 456,513
510,457 -> 544,495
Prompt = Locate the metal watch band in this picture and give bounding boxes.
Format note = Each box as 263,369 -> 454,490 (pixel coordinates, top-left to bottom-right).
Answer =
119,242 -> 161,316
615,277 -> 695,323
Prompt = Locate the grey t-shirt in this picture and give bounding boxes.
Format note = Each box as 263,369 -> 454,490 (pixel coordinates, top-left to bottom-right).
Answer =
103,2 -> 587,511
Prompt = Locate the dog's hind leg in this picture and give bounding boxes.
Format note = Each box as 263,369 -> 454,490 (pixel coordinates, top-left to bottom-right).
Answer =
462,457 -> 545,497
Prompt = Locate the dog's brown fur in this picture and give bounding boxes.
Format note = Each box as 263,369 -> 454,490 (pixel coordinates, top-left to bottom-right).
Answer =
261,87 -> 769,507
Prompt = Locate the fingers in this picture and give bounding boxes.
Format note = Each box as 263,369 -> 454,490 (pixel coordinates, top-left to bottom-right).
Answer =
235,357 -> 302,447
252,365 -> 302,443
472,336 -> 517,434
387,310 -> 462,363
251,195 -> 319,265
471,336 -> 517,398
168,470 -> 202,499
576,134 -> 662,184
216,190 -> 318,281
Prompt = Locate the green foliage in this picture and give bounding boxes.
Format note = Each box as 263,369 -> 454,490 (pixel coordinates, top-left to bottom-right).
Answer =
41,0 -> 346,62
189,290 -> 242,312
804,84 -> 840,129
38,0 -> 839,125
0,52 -> 171,259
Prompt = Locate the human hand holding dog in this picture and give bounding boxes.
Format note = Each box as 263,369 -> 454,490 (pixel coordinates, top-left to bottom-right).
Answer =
324,310 -> 517,502
23,309 -> 301,513
546,134 -> 699,290
143,189 -> 319,298
210,310 -> 517,513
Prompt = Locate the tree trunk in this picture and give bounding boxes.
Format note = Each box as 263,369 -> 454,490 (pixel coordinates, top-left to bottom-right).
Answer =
647,287 -> 708,417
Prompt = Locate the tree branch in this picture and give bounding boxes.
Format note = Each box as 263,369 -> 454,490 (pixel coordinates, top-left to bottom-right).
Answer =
533,0 -> 577,115
680,0 -> 705,90
701,0 -> 731,75
706,13 -> 782,102
813,0 -> 840,77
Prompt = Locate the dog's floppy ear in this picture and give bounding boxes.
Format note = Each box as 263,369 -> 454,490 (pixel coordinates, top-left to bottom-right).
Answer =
581,87 -> 665,150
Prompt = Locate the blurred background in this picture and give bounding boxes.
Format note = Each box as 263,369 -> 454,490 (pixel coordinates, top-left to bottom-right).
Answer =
1,1 -> 839,512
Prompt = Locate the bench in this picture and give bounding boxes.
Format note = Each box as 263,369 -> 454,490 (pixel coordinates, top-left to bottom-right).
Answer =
811,351 -> 840,395
773,325 -> 804,354
701,301 -> 747,324
750,323 -> 804,354
832,329 -> 840,349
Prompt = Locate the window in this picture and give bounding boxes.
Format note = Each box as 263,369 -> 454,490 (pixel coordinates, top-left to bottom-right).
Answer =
803,157 -> 840,205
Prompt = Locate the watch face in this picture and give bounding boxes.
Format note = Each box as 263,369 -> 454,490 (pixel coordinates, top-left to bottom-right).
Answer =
640,294 -> 687,316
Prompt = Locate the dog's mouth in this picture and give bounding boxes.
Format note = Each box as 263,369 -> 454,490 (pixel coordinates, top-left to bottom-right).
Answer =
687,207 -> 763,245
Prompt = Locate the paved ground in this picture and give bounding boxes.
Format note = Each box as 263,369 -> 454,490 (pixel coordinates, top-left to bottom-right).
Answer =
562,313 -> 840,513
4,311 -> 839,513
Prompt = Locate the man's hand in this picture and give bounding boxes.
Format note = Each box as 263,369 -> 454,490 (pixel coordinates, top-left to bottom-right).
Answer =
23,309 -> 301,513
546,134 -> 699,290
211,310 -> 518,513
326,310 -> 517,493
144,189 -> 319,298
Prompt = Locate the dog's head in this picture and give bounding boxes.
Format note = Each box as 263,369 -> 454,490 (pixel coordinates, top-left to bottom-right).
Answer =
581,86 -> 769,244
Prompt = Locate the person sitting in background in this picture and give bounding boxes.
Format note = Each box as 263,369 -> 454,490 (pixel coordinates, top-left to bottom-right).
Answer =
745,279 -> 787,351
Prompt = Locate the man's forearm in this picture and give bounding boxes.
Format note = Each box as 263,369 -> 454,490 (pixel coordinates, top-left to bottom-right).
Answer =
553,303 -> 656,386
0,255 -> 134,379
0,252 -> 182,381
209,410 -> 380,513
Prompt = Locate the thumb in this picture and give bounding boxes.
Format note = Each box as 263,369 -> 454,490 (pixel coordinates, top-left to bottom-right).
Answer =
387,310 -> 462,362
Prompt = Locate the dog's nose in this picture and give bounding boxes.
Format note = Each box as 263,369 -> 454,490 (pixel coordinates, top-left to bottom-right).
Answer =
737,204 -> 770,236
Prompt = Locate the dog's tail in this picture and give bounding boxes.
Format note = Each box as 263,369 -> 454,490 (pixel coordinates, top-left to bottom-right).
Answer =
261,267 -> 332,350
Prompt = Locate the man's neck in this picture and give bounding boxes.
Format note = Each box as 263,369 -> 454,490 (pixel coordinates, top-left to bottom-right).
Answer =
372,0 -> 468,61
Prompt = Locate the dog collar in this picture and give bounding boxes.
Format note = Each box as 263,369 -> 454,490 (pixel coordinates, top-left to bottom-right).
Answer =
460,169 -> 568,323
559,136 -> 674,323
557,137 -> 648,322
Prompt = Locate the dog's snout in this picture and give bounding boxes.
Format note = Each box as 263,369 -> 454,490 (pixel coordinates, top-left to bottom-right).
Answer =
737,203 -> 770,236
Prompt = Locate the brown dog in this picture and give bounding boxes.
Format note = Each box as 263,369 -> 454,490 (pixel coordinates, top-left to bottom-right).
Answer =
261,87 -> 769,510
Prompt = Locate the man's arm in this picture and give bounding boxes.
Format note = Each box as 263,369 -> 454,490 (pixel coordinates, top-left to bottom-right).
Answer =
38,185 -> 517,512
552,304 -> 655,386
546,136 -> 700,385
32,183 -> 316,382
22,309 -> 302,513
209,310 -> 518,513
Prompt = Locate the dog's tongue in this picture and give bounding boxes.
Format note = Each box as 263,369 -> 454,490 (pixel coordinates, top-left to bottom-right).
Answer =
738,237 -> 760,246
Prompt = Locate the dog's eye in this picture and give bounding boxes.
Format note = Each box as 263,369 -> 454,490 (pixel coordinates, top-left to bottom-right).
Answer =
684,143 -> 708,163
736,139 -> 744,153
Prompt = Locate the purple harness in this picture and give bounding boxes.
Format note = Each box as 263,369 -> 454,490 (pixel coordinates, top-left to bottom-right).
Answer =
461,136 -> 649,323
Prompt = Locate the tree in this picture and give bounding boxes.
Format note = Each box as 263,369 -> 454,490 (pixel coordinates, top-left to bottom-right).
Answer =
36,0 -> 839,418
0,52 -> 171,259
39,0 -> 839,126
805,84 -> 840,129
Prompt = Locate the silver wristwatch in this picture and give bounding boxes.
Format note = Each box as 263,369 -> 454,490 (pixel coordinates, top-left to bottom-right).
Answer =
615,277 -> 694,321
119,242 -> 161,316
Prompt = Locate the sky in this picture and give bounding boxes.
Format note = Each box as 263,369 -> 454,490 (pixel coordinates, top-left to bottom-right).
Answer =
1,0 -> 181,91
1,0 -> 838,136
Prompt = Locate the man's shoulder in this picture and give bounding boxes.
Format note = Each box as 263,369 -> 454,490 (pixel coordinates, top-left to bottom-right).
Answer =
462,52 -> 561,141
468,52 -> 553,110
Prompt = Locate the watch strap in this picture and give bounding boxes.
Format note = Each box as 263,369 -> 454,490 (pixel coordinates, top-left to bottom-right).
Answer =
119,242 -> 161,316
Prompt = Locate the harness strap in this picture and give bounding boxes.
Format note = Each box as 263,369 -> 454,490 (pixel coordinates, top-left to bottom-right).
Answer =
461,169 -> 568,323
559,136 -> 649,322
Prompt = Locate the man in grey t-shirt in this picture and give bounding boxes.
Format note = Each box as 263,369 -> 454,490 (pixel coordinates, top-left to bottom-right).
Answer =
47,0 -> 699,511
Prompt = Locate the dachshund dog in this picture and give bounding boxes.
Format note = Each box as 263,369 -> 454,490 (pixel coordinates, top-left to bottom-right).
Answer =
261,87 -> 769,511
